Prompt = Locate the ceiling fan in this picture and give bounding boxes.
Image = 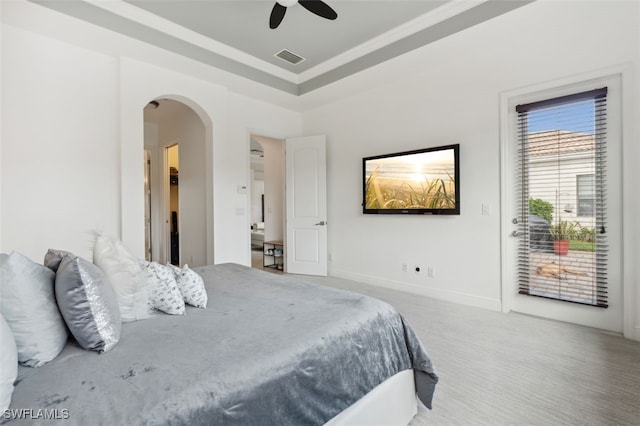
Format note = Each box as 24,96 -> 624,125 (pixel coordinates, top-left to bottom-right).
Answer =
269,0 -> 338,29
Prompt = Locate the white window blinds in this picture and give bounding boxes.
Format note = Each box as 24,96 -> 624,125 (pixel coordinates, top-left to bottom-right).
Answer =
515,88 -> 608,308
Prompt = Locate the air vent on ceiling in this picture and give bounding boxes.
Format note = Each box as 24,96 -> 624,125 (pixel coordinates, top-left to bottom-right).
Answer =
275,49 -> 306,65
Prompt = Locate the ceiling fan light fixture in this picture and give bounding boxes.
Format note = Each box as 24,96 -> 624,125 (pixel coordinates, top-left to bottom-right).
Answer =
270,0 -> 337,29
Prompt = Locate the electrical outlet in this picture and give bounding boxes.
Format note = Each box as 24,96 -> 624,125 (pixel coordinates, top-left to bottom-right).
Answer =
402,263 -> 408,272
427,266 -> 435,278
328,253 -> 333,262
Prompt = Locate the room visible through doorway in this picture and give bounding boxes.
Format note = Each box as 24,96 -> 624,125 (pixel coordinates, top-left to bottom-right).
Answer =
249,134 -> 285,274
167,144 -> 179,266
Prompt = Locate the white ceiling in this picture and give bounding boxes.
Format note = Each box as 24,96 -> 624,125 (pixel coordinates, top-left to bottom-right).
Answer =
124,0 -> 449,74
30,0 -> 533,98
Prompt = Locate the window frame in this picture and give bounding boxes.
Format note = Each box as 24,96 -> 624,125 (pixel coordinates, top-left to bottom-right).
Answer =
576,173 -> 595,218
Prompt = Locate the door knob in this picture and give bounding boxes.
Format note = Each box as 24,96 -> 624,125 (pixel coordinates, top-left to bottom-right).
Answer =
315,221 -> 326,226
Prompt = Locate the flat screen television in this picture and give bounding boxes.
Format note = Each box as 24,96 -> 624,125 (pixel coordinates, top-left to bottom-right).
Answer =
363,144 -> 460,215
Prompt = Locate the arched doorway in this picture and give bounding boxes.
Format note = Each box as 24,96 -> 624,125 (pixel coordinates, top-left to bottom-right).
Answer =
143,99 -> 208,267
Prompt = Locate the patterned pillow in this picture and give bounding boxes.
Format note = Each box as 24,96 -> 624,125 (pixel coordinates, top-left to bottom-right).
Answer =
146,262 -> 185,315
168,264 -> 208,308
55,255 -> 121,352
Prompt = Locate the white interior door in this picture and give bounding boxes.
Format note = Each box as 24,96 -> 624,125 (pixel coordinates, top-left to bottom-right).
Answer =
285,135 -> 327,276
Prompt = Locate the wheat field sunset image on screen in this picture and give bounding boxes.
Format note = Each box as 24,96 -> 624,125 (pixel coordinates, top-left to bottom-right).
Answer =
365,148 -> 456,210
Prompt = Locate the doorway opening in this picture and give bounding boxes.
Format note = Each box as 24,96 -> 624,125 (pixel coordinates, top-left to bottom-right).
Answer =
143,98 -> 207,267
167,144 -> 180,265
249,134 -> 285,273
144,149 -> 153,261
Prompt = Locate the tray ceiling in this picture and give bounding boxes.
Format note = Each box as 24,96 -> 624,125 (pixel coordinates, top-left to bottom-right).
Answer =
30,0 -> 533,96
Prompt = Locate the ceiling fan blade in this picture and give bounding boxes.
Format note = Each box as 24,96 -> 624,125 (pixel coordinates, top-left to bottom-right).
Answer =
298,0 -> 337,20
269,3 -> 287,29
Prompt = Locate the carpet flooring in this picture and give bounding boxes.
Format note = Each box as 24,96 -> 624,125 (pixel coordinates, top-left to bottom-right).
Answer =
294,274 -> 640,426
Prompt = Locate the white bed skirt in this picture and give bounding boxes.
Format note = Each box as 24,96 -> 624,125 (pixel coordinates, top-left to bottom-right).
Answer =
325,369 -> 418,426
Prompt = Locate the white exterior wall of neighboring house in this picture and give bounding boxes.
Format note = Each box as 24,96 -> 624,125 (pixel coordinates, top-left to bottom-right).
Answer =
529,154 -> 597,228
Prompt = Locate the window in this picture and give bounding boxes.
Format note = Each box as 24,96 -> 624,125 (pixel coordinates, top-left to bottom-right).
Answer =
515,88 -> 608,307
576,174 -> 595,217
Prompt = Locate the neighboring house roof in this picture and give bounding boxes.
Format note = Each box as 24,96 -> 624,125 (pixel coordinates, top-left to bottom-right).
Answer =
528,130 -> 596,157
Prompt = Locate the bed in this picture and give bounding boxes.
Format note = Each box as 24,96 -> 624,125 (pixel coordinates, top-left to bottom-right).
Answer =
7,263 -> 438,425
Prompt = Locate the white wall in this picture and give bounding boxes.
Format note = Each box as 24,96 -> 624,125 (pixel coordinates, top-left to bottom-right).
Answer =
1,25 -> 121,261
302,0 -> 639,334
1,12 -> 301,267
632,0 -> 640,342
0,2 -> 4,253
636,1 -> 640,342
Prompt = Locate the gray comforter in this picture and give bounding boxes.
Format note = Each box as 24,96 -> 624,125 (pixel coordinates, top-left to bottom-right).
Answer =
8,263 -> 438,425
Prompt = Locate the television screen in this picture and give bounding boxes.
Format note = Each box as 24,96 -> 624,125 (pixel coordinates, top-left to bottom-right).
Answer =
363,144 -> 460,215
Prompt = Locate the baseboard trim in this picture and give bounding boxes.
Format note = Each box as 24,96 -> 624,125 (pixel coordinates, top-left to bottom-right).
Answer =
329,267 -> 502,312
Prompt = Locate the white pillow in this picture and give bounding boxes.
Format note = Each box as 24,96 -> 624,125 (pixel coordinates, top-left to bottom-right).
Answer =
146,262 -> 185,315
0,252 -> 68,367
168,264 -> 208,308
92,232 -> 153,322
0,314 -> 18,413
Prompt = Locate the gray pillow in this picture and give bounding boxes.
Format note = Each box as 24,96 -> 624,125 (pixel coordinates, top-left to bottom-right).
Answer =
0,252 -> 68,367
43,248 -> 75,272
55,255 -> 122,352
